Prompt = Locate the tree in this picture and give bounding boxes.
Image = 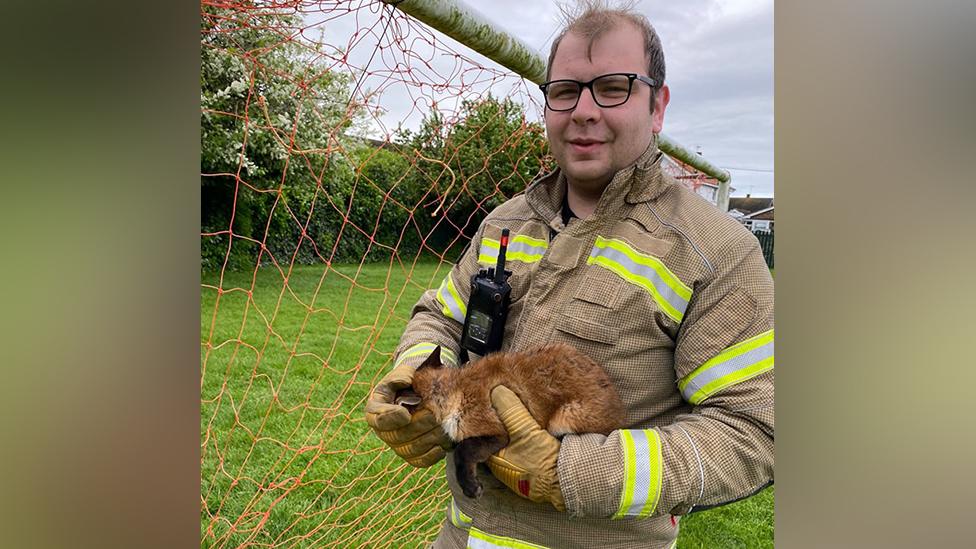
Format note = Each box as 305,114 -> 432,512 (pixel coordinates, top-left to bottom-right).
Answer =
201,5 -> 552,269
398,96 -> 552,254
200,2 -> 362,269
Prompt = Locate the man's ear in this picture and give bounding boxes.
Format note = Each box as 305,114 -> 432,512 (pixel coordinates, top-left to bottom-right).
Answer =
651,84 -> 670,134
416,346 -> 443,372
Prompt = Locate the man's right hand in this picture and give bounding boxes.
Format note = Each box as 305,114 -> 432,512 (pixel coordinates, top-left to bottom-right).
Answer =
365,362 -> 452,467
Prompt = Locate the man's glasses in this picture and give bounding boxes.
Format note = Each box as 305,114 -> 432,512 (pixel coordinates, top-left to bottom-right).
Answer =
539,73 -> 657,112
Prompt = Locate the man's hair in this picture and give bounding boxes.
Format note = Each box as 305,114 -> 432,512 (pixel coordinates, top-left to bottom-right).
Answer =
546,0 -> 665,108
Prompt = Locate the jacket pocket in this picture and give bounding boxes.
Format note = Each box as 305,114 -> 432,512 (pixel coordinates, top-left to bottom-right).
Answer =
552,309 -> 620,368
554,312 -> 619,344
555,268 -> 622,344
552,273 -> 621,369
572,268 -> 620,308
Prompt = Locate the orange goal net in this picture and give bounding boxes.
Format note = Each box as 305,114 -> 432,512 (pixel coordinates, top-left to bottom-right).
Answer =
200,1 -> 551,546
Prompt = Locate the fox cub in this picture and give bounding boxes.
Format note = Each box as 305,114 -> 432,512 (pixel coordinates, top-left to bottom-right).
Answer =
404,343 -> 625,499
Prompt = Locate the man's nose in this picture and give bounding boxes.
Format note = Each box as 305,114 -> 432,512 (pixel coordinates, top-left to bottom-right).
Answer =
571,88 -> 601,124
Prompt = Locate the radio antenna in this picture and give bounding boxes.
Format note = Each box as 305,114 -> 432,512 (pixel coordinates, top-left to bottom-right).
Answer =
494,228 -> 509,284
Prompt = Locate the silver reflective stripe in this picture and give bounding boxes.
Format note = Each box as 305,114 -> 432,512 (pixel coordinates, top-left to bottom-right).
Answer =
396,342 -> 458,368
478,235 -> 547,265
678,330 -> 775,405
588,244 -> 689,319
681,341 -> 774,401
440,346 -> 458,368
614,428 -> 663,519
508,239 -> 546,259
625,430 -> 653,516
436,272 -> 466,322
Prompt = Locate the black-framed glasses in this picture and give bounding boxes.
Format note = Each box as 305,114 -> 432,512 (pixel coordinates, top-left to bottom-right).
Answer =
539,73 -> 657,112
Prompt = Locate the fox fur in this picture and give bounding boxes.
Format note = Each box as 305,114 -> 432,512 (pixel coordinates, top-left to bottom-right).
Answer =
409,343 -> 625,499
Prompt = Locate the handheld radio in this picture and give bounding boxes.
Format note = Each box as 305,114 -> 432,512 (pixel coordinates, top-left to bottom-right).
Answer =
459,228 -> 512,358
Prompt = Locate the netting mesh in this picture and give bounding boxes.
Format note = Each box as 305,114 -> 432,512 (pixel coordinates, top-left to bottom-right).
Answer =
200,1 -> 552,546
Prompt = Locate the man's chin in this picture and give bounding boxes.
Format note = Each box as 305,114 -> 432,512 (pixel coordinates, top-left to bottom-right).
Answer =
564,164 -> 611,185
564,168 -> 613,194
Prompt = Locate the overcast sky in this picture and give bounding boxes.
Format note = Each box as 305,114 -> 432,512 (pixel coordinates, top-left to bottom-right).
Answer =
305,0 -> 773,197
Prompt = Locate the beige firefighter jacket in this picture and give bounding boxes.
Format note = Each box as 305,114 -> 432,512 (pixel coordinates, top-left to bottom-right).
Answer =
394,143 -> 774,549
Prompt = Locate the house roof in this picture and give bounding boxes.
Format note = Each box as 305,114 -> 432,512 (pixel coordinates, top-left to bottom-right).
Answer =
662,155 -> 718,182
744,206 -> 774,220
728,196 -> 773,215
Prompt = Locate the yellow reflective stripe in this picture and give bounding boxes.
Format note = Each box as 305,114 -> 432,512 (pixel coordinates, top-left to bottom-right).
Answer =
614,430 -> 638,519
613,429 -> 662,519
436,272 -> 467,322
395,342 -> 457,368
587,237 -> 691,323
448,497 -> 472,529
467,527 -> 549,549
441,347 -> 457,367
678,330 -> 774,405
478,235 -> 548,265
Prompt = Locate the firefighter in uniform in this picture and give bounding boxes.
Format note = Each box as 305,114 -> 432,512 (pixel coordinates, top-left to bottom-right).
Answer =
366,2 -> 774,547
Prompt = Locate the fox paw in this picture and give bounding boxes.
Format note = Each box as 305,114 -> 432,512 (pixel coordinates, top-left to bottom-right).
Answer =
460,478 -> 483,498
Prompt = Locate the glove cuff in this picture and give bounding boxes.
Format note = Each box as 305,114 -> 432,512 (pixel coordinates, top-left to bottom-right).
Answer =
488,457 -> 524,494
549,473 -> 565,512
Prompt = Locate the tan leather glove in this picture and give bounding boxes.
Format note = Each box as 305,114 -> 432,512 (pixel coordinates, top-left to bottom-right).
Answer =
365,362 -> 452,467
486,385 -> 566,511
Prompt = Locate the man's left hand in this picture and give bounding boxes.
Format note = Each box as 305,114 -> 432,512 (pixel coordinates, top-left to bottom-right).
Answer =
486,385 -> 565,512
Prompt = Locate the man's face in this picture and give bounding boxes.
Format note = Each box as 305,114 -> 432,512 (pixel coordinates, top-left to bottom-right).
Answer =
545,23 -> 669,196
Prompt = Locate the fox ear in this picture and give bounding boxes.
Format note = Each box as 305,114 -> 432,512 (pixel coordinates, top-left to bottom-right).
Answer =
417,346 -> 443,372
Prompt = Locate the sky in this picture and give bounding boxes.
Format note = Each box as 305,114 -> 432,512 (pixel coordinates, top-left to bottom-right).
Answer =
305,0 -> 773,197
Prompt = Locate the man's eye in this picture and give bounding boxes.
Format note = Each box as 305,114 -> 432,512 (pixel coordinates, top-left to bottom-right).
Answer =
549,85 -> 578,99
596,84 -> 629,96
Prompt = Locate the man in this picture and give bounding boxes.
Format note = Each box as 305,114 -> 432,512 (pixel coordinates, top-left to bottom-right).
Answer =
366,1 -> 774,547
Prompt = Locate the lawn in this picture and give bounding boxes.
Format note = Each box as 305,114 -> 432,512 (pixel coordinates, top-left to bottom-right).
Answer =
201,261 -> 773,548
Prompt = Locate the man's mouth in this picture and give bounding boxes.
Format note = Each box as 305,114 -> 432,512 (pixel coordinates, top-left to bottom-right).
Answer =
568,139 -> 604,153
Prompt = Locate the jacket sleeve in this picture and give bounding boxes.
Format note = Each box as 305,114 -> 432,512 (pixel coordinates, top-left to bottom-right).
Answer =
392,225 -> 488,371
558,231 -> 774,518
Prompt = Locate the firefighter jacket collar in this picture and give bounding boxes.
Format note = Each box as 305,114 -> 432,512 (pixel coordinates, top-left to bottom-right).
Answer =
524,136 -> 668,231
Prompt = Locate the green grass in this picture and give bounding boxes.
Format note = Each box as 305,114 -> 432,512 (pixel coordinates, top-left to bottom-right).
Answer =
201,260 -> 456,548
678,487 -> 774,548
201,261 -> 773,547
